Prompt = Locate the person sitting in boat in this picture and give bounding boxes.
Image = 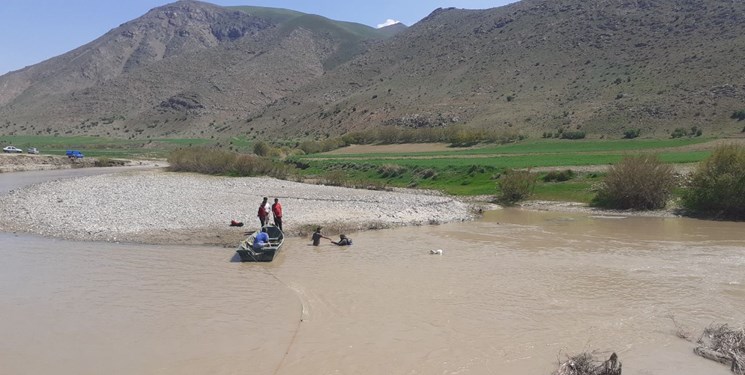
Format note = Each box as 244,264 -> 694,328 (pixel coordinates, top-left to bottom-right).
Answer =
253,228 -> 271,251
332,234 -> 352,246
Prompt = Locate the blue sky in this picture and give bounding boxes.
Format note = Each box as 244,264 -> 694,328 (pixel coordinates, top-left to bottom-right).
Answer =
0,0 -> 516,76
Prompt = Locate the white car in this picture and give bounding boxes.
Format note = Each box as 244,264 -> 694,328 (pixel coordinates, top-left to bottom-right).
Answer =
3,146 -> 23,153
27,147 -> 39,154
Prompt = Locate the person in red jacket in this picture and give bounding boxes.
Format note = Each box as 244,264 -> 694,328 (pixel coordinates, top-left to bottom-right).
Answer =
272,198 -> 283,232
257,197 -> 269,227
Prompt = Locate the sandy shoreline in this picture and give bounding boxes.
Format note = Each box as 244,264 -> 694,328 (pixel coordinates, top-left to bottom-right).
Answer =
0,169 -> 479,246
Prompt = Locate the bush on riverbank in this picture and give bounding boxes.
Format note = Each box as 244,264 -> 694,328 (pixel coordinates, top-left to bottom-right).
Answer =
682,144 -> 745,220
167,147 -> 293,178
591,154 -> 675,210
496,169 -> 537,204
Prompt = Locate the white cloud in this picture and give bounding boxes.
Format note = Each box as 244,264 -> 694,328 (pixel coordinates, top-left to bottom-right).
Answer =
376,19 -> 401,28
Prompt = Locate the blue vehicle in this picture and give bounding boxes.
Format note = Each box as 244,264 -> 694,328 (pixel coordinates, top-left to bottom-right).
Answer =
66,150 -> 84,159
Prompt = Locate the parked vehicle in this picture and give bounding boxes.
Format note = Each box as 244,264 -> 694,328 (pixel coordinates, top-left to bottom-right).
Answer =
3,146 -> 23,153
66,150 -> 84,159
27,147 -> 39,154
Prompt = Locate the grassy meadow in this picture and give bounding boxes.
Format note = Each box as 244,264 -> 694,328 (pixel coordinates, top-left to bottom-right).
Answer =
294,138 -> 716,202
0,135 -> 252,158
2,135 -> 724,203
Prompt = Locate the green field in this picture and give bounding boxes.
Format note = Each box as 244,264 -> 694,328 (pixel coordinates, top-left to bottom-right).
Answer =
303,138 -> 710,159
0,135 -> 244,158
1,135 -> 719,203
295,138 -> 718,201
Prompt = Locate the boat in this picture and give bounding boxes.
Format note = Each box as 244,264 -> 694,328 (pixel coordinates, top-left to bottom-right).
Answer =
235,224 -> 285,262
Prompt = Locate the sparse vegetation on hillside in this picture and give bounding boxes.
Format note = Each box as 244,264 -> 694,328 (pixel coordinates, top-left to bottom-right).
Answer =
671,126 -> 703,139
623,129 -> 641,139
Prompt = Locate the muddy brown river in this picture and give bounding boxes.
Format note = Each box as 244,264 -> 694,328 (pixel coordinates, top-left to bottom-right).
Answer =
1,169 -> 743,374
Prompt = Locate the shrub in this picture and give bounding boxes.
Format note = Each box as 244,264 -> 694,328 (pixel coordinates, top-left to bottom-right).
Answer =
497,169 -> 537,204
592,154 -> 675,210
671,127 -> 688,138
94,157 -> 122,167
167,147 -> 234,174
671,126 -> 703,138
377,164 -> 407,178
542,169 -> 575,182
253,141 -> 271,156
417,168 -> 438,179
321,170 -> 348,186
731,109 -> 745,121
167,147 -> 292,178
623,129 -> 641,139
230,154 -> 284,177
682,144 -> 745,219
560,131 -> 586,140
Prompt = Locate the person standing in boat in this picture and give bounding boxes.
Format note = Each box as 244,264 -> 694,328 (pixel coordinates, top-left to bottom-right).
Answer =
311,227 -> 331,246
257,197 -> 269,227
272,198 -> 283,232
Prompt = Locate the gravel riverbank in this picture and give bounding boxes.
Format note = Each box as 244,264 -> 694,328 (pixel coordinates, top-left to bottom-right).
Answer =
0,170 -> 477,246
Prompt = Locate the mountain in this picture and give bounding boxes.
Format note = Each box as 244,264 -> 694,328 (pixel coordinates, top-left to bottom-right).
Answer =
246,0 -> 745,139
0,0 -> 397,138
2,0 -> 745,140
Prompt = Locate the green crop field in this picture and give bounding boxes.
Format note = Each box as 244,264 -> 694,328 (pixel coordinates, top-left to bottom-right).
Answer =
294,138 -> 719,200
302,151 -> 709,170
303,138 -> 710,159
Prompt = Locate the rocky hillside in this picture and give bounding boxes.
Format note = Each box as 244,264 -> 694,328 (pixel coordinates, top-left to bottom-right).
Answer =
0,0 -> 397,139
246,0 -> 745,139
2,0 -> 745,140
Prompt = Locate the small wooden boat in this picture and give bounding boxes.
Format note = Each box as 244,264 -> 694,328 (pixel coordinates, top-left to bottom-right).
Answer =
235,224 -> 285,262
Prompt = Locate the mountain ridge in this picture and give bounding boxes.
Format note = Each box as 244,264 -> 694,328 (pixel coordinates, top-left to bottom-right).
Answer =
2,0 -> 745,140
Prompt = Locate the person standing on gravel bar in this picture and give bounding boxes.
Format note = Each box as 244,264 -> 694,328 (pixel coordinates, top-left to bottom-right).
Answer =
257,197 -> 269,227
272,198 -> 283,232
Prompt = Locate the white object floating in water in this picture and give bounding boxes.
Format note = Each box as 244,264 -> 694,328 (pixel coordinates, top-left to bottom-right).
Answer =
429,249 -> 443,255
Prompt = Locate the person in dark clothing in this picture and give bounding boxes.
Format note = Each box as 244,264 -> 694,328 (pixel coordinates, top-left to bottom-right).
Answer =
257,197 -> 269,227
332,234 -> 352,246
311,227 -> 330,246
272,198 -> 283,232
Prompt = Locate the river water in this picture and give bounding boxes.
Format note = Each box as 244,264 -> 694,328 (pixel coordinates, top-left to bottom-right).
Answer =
1,169 -> 744,375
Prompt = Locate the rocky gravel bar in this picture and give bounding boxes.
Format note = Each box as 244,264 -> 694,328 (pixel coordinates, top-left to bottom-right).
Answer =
0,170 -> 476,246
